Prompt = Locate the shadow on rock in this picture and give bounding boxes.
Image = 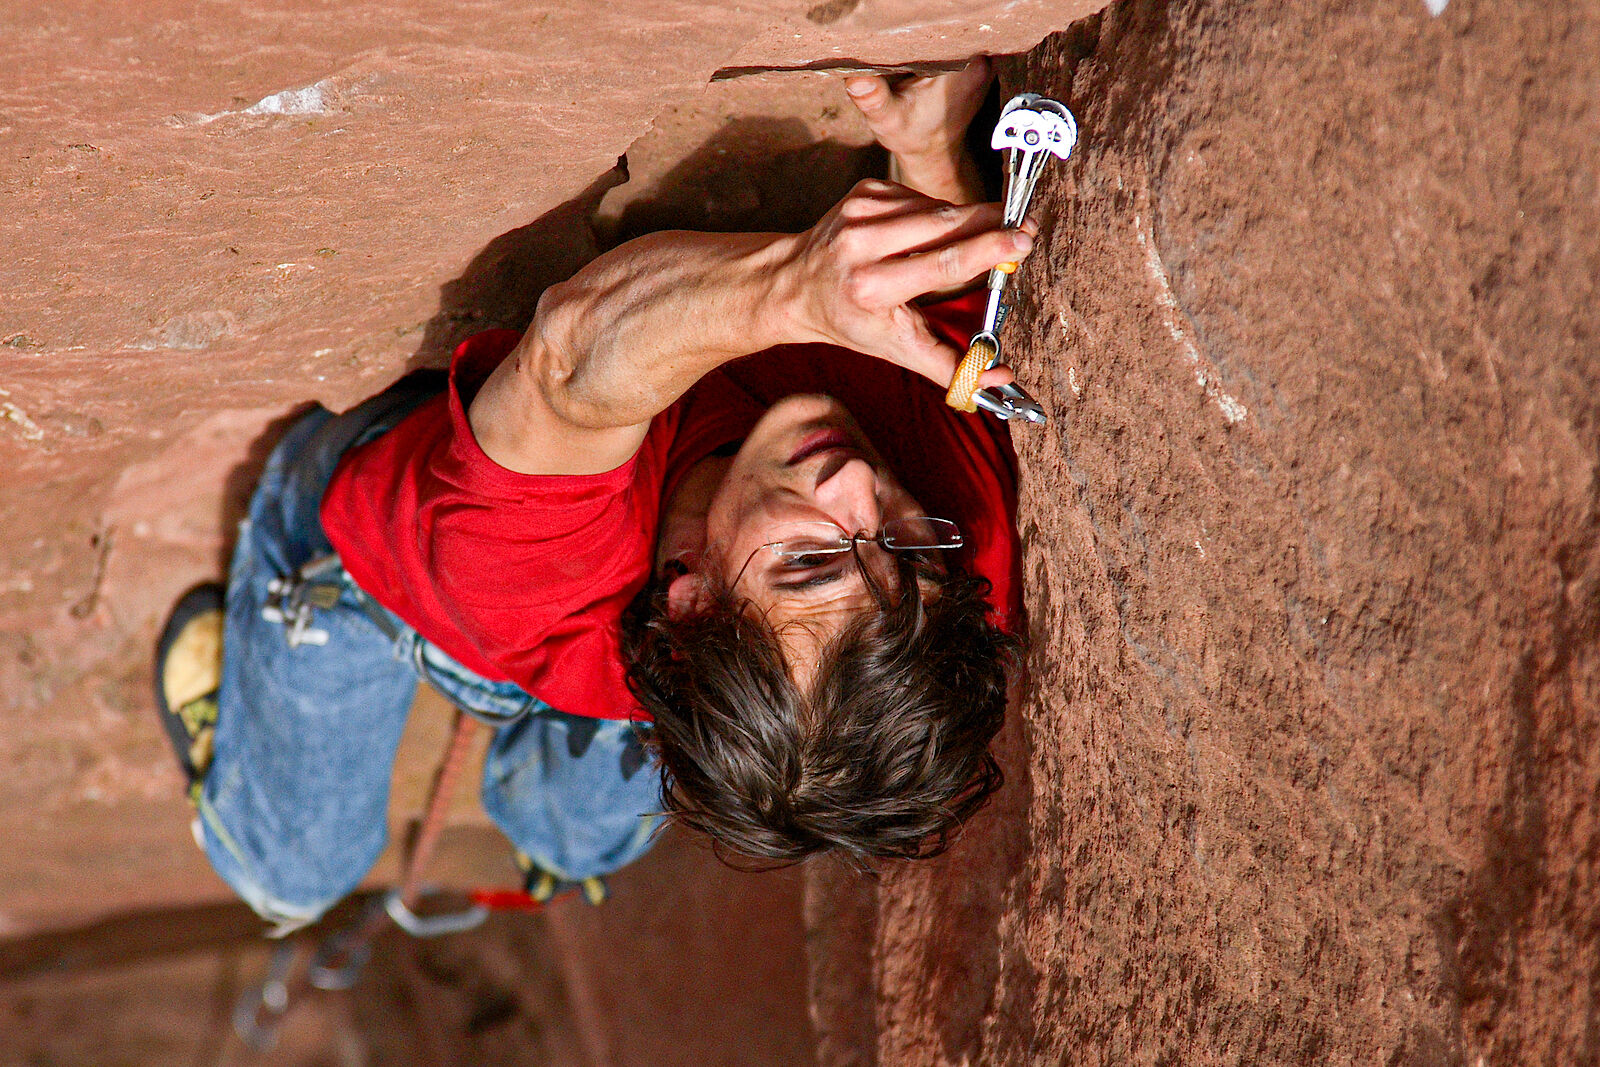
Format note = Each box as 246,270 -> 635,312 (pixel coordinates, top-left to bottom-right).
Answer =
601,116 -> 882,244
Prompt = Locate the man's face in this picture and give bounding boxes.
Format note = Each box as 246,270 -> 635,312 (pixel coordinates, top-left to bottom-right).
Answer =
689,395 -> 928,679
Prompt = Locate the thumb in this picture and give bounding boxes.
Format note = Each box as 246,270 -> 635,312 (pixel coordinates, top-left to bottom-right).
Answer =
843,75 -> 891,116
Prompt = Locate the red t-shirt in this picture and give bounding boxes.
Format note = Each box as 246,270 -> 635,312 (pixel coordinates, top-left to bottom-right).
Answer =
320,292 -> 1020,721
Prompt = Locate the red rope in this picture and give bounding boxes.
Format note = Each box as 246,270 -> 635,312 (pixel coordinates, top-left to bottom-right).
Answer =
399,710 -> 481,911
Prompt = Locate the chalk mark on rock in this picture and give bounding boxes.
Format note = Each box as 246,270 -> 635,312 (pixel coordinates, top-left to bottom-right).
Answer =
1136,216 -> 1248,426
180,77 -> 346,126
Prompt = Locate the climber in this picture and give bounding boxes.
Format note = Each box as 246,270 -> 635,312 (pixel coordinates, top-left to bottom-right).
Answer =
155,57 -> 1028,930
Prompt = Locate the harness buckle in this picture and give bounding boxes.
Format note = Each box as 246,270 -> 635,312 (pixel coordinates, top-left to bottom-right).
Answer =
261,555 -> 342,648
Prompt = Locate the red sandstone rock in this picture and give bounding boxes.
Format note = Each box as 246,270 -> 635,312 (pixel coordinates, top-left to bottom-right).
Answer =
810,2 -> 1600,1063
0,1 -> 1094,1062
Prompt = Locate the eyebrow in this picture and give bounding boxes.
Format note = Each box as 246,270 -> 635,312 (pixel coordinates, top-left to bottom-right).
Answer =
767,549 -> 898,596
774,569 -> 847,591
770,553 -> 854,591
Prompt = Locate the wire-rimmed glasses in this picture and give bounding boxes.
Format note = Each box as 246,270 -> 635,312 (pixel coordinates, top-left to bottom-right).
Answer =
733,517 -> 964,590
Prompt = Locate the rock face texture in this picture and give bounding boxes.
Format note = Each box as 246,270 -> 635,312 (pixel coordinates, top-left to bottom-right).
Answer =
5,0 -> 1599,1063
811,1 -> 1600,1064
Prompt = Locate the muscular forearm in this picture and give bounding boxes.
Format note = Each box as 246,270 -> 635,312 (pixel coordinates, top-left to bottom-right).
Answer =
469,228 -> 799,475
526,229 -> 796,429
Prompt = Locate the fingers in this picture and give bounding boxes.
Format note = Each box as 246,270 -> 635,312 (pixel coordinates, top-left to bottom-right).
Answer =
878,305 -> 962,386
843,75 -> 891,117
844,59 -> 989,112
977,364 -> 1015,390
875,307 -> 1021,393
853,200 -> 1022,257
858,227 -> 1035,307
832,182 -> 1033,262
834,178 -> 936,221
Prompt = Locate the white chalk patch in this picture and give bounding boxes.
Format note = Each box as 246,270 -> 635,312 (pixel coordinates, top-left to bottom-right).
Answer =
245,83 -> 329,117
1137,225 -> 1248,425
186,78 -> 338,125
1214,391 -> 1248,424
1194,540 -> 1206,559
1424,0 -> 1448,14
1056,303 -> 1101,346
1068,366 -> 1082,396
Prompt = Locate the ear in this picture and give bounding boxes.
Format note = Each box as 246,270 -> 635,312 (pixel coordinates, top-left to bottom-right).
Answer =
664,572 -> 714,620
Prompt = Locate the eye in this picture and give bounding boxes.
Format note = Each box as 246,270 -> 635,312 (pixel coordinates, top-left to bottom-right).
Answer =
785,552 -> 838,569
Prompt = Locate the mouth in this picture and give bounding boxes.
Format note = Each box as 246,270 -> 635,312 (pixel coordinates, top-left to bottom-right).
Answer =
788,429 -> 854,467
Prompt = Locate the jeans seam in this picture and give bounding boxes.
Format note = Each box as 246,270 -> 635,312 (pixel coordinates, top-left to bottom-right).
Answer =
196,793 -> 326,923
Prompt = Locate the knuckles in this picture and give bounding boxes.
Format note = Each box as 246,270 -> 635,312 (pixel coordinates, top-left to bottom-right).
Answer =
836,192 -> 881,221
936,242 -> 966,281
829,224 -> 868,259
849,177 -> 896,197
839,268 -> 878,311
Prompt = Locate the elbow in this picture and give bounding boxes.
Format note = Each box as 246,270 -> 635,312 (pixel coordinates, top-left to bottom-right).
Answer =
524,283 -> 601,426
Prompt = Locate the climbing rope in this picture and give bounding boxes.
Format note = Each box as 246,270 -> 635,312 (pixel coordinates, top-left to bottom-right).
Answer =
232,711 -> 500,1050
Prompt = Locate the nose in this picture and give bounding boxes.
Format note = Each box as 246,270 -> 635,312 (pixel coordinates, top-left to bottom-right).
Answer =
813,456 -> 883,534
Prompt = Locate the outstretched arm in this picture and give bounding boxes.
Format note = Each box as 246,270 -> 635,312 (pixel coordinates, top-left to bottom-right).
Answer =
470,228 -> 788,475
469,179 -> 1032,476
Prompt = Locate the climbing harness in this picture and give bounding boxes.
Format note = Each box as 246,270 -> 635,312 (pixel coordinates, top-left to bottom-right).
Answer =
263,553 -> 533,726
945,93 -> 1078,424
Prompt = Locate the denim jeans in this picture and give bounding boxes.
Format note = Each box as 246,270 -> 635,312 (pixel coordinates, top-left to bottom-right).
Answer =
197,378 -> 662,927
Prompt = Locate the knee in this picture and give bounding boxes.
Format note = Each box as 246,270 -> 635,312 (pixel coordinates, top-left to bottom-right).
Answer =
193,802 -> 363,932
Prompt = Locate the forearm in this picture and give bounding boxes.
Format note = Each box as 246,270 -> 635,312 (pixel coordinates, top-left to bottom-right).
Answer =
468,228 -> 798,475
522,229 -> 796,430
469,183 -> 1024,476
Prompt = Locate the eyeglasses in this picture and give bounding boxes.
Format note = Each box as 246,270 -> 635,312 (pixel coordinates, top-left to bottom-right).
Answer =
733,517 -> 964,590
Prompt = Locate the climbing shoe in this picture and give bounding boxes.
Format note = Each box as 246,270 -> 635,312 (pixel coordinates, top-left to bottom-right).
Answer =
155,583 -> 225,801
515,851 -> 608,907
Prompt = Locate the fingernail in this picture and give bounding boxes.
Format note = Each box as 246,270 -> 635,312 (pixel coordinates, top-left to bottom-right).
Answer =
1012,232 -> 1034,253
844,79 -> 872,96
1023,215 -> 1040,234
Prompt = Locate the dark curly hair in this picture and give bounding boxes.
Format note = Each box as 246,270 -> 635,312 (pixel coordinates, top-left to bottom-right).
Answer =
623,554 -> 1017,865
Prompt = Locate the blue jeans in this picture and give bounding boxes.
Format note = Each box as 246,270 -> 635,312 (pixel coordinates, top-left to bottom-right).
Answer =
197,379 -> 662,927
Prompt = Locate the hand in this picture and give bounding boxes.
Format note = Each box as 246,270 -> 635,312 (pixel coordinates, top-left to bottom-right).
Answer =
772,179 -> 1033,391
843,58 -> 992,204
